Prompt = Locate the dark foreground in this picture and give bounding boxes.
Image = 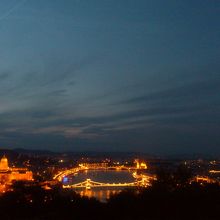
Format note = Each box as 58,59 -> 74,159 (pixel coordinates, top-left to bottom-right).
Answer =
0,183 -> 220,220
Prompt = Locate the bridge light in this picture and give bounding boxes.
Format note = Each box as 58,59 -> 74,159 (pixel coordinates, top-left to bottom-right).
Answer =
63,177 -> 68,183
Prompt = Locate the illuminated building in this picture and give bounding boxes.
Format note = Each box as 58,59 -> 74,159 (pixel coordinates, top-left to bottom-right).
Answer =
78,163 -> 108,169
135,160 -> 147,169
193,176 -> 215,184
209,170 -> 220,174
0,156 -> 9,170
0,155 -> 33,185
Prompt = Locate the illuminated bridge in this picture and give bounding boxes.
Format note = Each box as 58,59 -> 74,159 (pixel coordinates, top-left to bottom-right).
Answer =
63,178 -> 150,190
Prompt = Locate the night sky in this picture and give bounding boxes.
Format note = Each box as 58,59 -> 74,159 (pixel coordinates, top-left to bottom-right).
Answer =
0,0 -> 219,155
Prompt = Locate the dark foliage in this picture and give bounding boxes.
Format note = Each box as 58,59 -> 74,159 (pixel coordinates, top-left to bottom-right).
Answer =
0,169 -> 220,220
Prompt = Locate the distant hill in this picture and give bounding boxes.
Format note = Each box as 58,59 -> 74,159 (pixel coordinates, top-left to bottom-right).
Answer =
0,148 -> 217,160
0,148 -> 154,159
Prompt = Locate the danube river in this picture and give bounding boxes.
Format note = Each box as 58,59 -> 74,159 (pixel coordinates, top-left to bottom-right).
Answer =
63,170 -> 136,202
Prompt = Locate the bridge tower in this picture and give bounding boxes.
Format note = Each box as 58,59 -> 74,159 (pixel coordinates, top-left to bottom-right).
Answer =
85,179 -> 91,190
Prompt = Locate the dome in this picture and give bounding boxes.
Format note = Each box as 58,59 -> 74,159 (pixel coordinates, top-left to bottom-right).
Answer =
0,155 -> 9,170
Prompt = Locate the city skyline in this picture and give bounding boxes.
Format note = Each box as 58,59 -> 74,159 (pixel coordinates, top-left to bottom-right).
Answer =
0,0 -> 219,154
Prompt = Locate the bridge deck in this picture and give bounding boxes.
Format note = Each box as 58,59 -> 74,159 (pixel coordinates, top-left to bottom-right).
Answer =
63,179 -> 150,189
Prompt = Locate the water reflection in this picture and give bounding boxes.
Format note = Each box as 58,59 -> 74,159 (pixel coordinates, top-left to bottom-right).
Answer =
78,189 -> 121,202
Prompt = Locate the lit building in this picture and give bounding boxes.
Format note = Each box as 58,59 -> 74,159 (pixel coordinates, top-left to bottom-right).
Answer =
0,156 -> 9,170
0,155 -> 33,184
79,163 -> 108,169
135,159 -> 147,169
192,176 -> 215,184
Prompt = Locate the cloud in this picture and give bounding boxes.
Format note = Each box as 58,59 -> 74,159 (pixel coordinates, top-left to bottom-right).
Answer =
0,72 -> 11,80
0,0 -> 28,22
121,77 -> 220,106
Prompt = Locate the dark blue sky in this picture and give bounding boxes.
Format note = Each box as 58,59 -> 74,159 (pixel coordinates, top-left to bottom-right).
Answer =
0,0 -> 219,154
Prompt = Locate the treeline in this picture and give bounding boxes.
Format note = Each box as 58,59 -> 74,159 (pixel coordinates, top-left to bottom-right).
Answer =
0,167 -> 220,220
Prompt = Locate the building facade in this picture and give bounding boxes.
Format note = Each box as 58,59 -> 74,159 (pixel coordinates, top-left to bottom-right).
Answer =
0,156 -> 33,184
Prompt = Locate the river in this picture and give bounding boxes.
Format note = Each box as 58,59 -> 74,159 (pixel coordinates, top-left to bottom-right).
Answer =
63,170 -> 136,202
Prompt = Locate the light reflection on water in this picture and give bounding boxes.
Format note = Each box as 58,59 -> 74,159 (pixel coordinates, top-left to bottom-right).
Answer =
78,189 -> 122,202
65,170 -> 135,202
